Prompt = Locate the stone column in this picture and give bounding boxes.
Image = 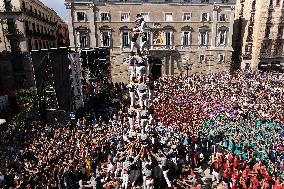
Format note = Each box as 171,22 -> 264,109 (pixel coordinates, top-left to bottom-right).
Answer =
169,54 -> 173,76
163,55 -> 167,76
211,5 -> 219,48
88,3 -> 96,48
65,3 -> 75,48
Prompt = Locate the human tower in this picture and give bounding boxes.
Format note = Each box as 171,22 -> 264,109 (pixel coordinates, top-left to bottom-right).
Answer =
120,14 -> 175,189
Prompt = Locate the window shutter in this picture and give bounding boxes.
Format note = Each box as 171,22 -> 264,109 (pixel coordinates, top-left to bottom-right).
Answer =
224,30 -> 227,45
206,31 -> 208,46
189,31 -> 192,46
170,32 -> 173,46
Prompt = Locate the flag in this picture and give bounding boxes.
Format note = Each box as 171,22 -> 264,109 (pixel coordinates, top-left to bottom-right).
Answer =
158,34 -> 163,44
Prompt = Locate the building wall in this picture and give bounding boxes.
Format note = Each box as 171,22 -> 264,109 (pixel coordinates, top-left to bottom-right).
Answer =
234,0 -> 284,70
0,0 -> 63,91
66,0 -> 236,82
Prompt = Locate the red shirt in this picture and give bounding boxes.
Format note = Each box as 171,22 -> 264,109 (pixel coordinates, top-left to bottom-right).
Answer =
250,176 -> 259,189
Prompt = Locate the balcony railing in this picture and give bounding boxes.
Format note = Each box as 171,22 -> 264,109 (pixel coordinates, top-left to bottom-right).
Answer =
242,53 -> 252,60
0,5 -> 22,12
3,28 -> 24,38
150,45 -> 175,50
23,8 -> 58,26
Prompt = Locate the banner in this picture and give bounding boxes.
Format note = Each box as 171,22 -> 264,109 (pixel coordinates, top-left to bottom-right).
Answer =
69,52 -> 84,109
50,48 -> 72,111
31,50 -> 48,98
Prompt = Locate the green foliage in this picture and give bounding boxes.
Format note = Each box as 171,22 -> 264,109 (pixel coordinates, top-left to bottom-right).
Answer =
16,87 -> 37,112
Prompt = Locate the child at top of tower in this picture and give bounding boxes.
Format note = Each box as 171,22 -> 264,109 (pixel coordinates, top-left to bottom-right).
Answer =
132,14 -> 145,33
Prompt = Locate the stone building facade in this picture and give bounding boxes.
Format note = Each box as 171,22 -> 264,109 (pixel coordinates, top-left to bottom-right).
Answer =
234,0 -> 284,70
66,0 -> 236,82
0,0 -> 63,91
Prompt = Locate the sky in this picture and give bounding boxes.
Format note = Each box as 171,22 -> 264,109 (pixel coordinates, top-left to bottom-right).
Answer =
40,0 -> 66,20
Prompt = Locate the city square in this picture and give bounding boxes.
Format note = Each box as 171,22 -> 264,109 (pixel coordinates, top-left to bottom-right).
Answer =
0,0 -> 283,188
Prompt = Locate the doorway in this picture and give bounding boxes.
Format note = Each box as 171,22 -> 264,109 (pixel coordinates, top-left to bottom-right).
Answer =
151,58 -> 162,80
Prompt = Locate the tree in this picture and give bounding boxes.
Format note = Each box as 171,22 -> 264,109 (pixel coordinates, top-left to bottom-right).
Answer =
16,87 -> 37,112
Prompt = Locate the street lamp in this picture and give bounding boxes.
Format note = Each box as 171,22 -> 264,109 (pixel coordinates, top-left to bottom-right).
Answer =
183,56 -> 193,78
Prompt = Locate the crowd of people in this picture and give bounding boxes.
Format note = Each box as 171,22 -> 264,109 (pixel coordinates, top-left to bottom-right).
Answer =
0,16 -> 283,189
154,70 -> 284,188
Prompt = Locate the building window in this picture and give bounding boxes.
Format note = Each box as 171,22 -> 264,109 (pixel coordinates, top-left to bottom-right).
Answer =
218,54 -> 225,63
264,26 -> 271,38
35,40 -> 38,49
164,13 -> 173,22
183,13 -> 192,21
78,32 -> 88,48
277,26 -> 283,38
101,31 -> 111,47
199,55 -> 206,63
262,41 -> 270,49
201,13 -> 209,22
245,44 -> 252,54
199,30 -> 208,47
219,13 -> 228,22
121,12 -> 130,22
100,12 -> 110,21
28,39 -> 32,51
121,31 -> 130,48
76,12 -> 86,22
141,12 -> 150,21
217,29 -> 228,46
165,32 -> 172,46
182,31 -> 191,47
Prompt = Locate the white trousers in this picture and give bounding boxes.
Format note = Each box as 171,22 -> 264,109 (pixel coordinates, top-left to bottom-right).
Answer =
212,170 -> 220,183
141,41 -> 148,52
143,176 -> 154,189
148,89 -> 154,102
128,117 -> 134,130
162,170 -> 172,188
129,91 -> 135,107
136,66 -> 145,80
130,71 -> 136,81
131,41 -> 141,52
147,64 -> 152,76
122,173 -> 129,189
141,118 -> 148,133
138,92 -> 148,108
